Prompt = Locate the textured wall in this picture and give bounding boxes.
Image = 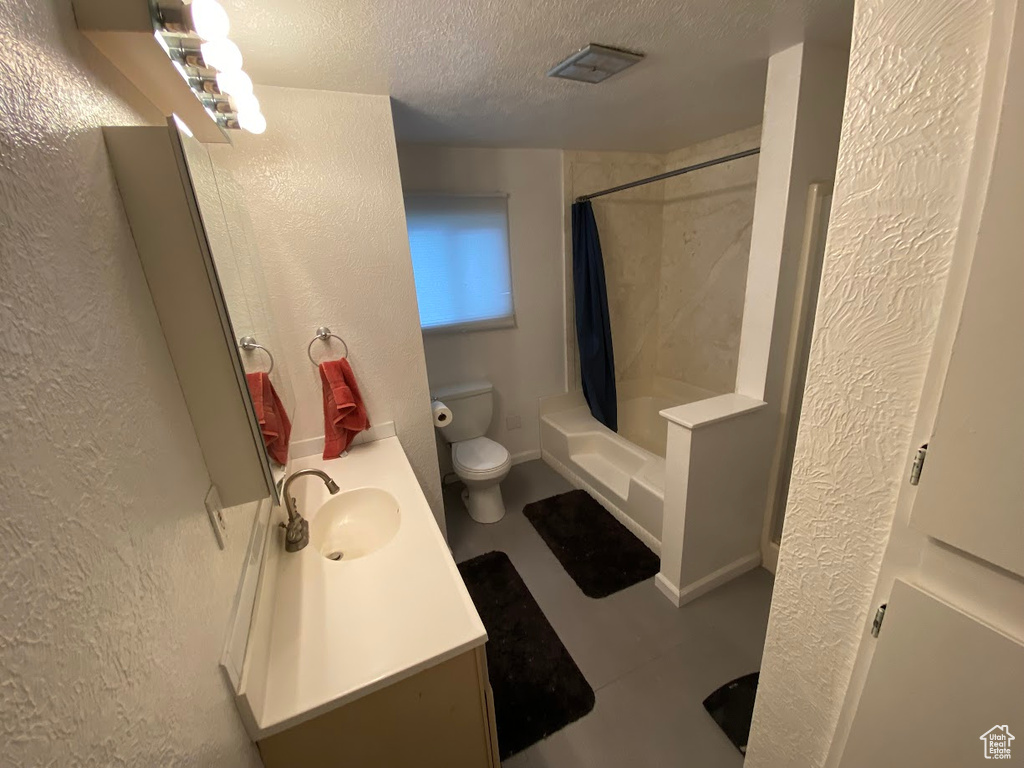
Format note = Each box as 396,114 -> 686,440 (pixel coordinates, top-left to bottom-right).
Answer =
396,146 -> 567,465
747,2 -> 993,766
563,130 -> 758,396
209,87 -> 444,527
0,2 -> 263,766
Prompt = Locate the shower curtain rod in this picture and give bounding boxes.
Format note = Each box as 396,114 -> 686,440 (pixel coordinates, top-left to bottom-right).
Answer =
574,146 -> 761,203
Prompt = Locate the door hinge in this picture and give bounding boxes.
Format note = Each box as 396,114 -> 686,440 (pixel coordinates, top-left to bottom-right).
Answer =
871,603 -> 887,638
909,443 -> 928,486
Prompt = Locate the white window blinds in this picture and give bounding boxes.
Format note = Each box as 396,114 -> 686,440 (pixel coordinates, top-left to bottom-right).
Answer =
404,194 -> 514,332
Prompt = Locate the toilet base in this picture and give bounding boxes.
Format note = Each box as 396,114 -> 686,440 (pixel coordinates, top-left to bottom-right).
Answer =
462,484 -> 506,524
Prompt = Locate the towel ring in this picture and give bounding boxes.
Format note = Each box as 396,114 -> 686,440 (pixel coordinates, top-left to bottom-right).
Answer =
307,326 -> 349,365
238,336 -> 274,374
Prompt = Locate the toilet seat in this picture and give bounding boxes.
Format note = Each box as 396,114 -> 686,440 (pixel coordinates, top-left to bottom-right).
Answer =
453,437 -> 511,478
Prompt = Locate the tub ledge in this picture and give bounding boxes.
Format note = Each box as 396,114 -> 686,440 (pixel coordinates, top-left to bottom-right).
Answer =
659,393 -> 765,430
657,393 -> 769,608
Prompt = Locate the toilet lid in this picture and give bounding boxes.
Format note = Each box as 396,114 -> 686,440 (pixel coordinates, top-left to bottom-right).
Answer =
453,437 -> 510,473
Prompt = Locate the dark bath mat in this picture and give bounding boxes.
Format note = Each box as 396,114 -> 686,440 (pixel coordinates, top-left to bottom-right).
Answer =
702,672 -> 760,754
458,551 -> 595,759
523,489 -> 660,598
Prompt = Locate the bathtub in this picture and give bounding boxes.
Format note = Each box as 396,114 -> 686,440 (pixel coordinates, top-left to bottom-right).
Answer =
540,379 -> 717,554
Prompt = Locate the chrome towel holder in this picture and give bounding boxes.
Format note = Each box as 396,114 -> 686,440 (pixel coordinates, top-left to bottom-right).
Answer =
238,336 -> 274,374
308,326 -> 349,364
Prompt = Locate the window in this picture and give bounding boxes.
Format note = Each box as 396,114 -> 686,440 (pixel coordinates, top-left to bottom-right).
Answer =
404,194 -> 515,332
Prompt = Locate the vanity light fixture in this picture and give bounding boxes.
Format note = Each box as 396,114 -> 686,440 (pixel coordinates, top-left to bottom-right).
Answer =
153,0 -> 266,135
202,96 -> 235,114
154,0 -> 229,41
72,0 -> 265,139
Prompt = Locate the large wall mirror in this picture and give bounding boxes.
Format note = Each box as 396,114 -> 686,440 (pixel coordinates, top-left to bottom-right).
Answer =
177,125 -> 296,460
104,121 -> 292,507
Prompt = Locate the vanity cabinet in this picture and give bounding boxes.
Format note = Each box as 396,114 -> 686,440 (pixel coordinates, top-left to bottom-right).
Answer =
256,646 -> 499,768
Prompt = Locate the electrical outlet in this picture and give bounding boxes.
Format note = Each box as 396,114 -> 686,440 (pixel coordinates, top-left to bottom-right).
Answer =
205,484 -> 227,550
506,413 -> 522,431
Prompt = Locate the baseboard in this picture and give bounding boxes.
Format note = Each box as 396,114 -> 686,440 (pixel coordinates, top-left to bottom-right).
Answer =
656,551 -> 762,607
510,448 -> 541,465
290,421 -> 397,460
655,573 -> 682,605
541,449 -> 661,556
290,435 -> 325,460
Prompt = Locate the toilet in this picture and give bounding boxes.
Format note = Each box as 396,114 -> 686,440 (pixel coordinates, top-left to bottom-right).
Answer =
433,381 -> 511,523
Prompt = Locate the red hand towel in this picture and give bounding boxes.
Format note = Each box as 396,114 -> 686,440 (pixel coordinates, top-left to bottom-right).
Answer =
320,358 -> 370,459
245,372 -> 292,466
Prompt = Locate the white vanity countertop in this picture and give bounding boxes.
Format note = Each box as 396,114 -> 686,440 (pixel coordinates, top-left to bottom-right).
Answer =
247,436 -> 486,738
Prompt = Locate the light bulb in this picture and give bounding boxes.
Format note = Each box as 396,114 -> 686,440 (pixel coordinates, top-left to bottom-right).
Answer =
216,69 -> 253,97
238,110 -> 266,135
189,0 -> 230,41
200,39 -> 242,72
230,92 -> 259,114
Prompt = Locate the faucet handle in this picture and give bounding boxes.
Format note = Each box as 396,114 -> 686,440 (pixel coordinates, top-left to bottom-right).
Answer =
281,516 -> 310,552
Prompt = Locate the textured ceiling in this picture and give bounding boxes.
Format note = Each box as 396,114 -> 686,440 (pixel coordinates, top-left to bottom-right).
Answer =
224,0 -> 853,151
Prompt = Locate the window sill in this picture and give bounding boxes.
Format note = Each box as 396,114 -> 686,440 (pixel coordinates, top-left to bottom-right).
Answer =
421,315 -> 517,336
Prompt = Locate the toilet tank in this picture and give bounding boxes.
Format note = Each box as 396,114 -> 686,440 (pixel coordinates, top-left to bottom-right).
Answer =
434,381 -> 494,443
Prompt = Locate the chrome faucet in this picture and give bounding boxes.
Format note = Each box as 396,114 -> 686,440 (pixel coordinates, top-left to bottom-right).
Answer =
280,469 -> 340,552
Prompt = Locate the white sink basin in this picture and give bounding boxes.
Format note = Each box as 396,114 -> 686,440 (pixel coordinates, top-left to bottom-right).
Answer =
309,487 -> 400,562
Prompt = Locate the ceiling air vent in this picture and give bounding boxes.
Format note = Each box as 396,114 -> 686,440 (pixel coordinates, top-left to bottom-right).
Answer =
547,43 -> 644,84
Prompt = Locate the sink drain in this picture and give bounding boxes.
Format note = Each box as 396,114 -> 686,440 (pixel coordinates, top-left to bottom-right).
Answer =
327,551 -> 344,561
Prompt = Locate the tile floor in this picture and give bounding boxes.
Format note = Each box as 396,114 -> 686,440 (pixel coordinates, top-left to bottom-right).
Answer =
445,460 -> 775,768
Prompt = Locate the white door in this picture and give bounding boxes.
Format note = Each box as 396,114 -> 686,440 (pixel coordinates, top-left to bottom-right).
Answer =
905,79 -> 1024,578
840,580 -> 1024,766
837,2 -> 1024,765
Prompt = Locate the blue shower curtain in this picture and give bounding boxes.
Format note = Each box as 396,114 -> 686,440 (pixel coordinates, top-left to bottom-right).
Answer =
572,201 -> 617,431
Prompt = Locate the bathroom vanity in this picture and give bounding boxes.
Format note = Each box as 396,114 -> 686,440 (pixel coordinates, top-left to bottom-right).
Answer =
256,646 -> 495,768
103,119 -> 494,765
236,437 -> 497,768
